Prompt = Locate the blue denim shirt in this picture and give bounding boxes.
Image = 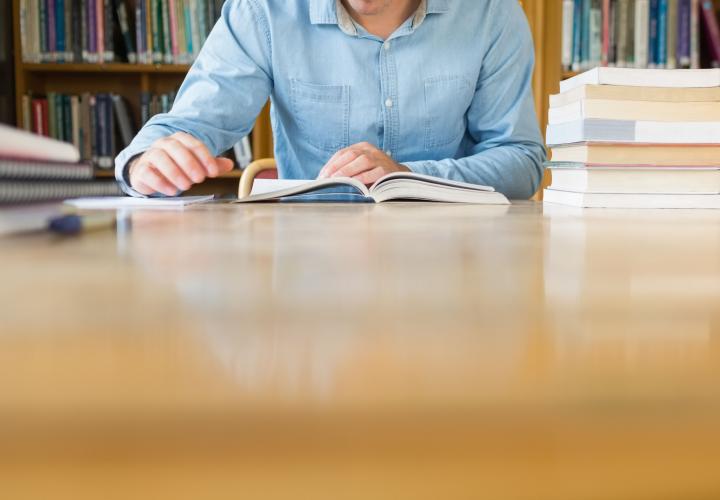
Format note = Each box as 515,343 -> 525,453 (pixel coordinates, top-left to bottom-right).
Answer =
115,0 -> 546,199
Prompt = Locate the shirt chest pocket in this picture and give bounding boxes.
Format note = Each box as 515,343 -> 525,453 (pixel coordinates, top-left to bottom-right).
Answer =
291,79 -> 350,154
423,75 -> 475,150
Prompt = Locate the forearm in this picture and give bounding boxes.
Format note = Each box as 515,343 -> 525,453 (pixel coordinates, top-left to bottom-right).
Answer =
405,142 -> 546,200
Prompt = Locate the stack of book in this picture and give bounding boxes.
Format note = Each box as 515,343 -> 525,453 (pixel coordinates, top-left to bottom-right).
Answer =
544,67 -> 720,209
19,0 -> 224,64
562,0 -> 711,71
20,90 -> 175,169
0,124 -> 121,204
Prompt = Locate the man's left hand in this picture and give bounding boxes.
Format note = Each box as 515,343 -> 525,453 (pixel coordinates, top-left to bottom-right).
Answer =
318,142 -> 410,185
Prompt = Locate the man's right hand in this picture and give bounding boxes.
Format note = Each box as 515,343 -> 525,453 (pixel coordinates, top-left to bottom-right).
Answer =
128,132 -> 234,196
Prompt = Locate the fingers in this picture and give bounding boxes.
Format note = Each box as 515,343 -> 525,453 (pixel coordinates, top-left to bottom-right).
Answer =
137,166 -> 179,196
146,149 -> 193,190
216,157 -> 235,174
155,137 -> 207,183
319,142 -> 377,179
353,167 -> 386,186
332,153 -> 375,178
171,132 -> 223,177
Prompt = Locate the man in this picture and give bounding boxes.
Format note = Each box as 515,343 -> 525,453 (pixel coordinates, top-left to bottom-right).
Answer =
116,0 -> 546,199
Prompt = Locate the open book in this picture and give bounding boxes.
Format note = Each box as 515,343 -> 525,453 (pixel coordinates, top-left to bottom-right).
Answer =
236,172 -> 510,204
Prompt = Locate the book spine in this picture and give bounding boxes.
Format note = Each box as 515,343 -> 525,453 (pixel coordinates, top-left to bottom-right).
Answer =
610,0 -> 619,65
701,0 -> 720,66
667,0 -> 678,68
135,0 -> 143,62
151,0 -> 161,62
64,0 -> 72,60
590,0 -> 602,66
602,0 -> 611,65
175,0 -> 184,63
649,0 -> 658,67
168,0 -> 177,63
47,92 -> 56,139
562,0 -> 575,69
146,0 -> 152,63
617,0 -> 628,65
582,0 -> 591,68
635,0 -> 649,67
81,0 -> 87,61
161,0 -> 172,63
205,0 -> 214,36
104,0 -> 114,61
572,0 -> 582,69
81,93 -> 92,161
39,0 -> 47,61
87,0 -> 96,61
140,91 -> 150,125
47,0 -> 56,61
41,99 -> 49,137
71,95 -> 80,150
108,95 -> 116,162
22,95 -> 32,131
197,0 -> 207,46
626,0 -> 636,65
56,0 -> 65,61
20,0 -> 29,62
691,0 -> 700,67
89,94 -> 97,165
189,0 -> 199,59
678,0 -> 691,66
184,0 -> 193,61
32,99 -> 43,135
114,0 -> 135,62
63,95 -> 72,144
56,94 -> 65,142
71,0 -> 80,61
657,0 -> 668,68
96,0 -> 104,62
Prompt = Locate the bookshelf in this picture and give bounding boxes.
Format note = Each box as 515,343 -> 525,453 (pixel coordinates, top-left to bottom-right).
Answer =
10,0 -> 274,183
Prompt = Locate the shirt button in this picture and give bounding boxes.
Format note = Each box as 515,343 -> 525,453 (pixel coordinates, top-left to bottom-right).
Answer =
385,150 -> 392,157
385,98 -> 393,108
384,42 -> 391,51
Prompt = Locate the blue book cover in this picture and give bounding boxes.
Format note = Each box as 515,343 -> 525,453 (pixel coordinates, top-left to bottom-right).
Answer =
582,0 -> 591,68
649,0 -> 659,66
657,0 -> 668,67
56,0 -> 65,60
573,0 -> 583,69
678,0 -> 691,66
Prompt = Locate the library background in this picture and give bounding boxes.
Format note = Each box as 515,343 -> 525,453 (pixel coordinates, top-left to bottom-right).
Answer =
2,0 -> 720,195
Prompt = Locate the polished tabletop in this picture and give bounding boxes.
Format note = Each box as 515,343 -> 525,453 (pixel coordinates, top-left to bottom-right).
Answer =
2,201 -> 720,499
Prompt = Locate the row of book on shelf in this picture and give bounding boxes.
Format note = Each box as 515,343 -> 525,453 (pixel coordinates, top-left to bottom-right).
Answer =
20,90 -> 176,169
544,66 -> 720,209
19,0 -> 224,64
561,0 -> 720,71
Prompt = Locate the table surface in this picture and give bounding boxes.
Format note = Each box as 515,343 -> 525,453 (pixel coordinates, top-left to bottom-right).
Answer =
2,201 -> 720,500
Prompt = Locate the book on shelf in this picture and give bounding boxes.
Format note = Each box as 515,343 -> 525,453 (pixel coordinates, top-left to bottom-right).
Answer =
236,173 -> 511,205
0,124 -> 121,204
19,0 -> 223,64
564,0 -> 704,71
21,90 -> 176,170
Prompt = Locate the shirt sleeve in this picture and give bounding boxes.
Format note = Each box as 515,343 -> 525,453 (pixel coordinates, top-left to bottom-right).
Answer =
403,0 -> 546,200
114,0 -> 273,197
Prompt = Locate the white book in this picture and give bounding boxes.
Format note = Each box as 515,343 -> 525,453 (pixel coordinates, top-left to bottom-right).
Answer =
65,195 -> 215,209
0,124 -> 80,163
561,67 -> 720,93
236,173 -> 510,205
547,165 -> 720,193
547,119 -> 720,145
548,99 -> 720,124
544,188 -> 720,208
635,0 -> 650,68
562,0 -> 575,69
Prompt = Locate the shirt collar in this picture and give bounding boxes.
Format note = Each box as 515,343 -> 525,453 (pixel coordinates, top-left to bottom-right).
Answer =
309,0 -> 449,35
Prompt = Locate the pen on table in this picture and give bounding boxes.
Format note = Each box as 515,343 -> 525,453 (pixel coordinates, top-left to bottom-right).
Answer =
48,213 -> 116,235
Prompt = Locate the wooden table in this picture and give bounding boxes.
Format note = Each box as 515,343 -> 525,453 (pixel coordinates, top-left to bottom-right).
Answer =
2,201 -> 720,499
